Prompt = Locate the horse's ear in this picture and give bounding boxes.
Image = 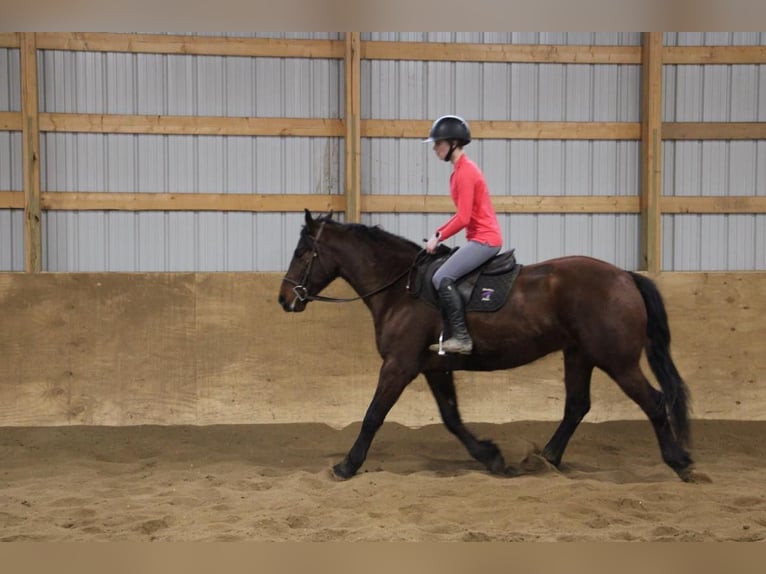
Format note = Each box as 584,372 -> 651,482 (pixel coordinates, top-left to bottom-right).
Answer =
326,209 -> 334,220
304,208 -> 318,234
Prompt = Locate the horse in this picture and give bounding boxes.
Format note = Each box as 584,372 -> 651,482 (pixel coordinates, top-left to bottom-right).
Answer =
278,209 -> 700,482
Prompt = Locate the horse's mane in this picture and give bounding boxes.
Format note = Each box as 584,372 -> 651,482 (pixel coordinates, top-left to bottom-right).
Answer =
313,216 -> 423,253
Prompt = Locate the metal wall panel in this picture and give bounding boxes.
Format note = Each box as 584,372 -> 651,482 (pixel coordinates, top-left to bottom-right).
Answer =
1,48 -> 22,271
39,133 -> 341,271
7,34 -> 764,271
662,32 -> 766,270
1,48 -> 21,111
40,51 -> 344,117
36,34 -> 343,271
0,208 -> 23,271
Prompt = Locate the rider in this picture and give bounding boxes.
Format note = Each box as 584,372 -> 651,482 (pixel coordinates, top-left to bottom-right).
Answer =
424,115 -> 503,355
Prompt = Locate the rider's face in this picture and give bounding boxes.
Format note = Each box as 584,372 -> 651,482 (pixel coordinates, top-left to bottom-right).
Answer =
433,140 -> 450,161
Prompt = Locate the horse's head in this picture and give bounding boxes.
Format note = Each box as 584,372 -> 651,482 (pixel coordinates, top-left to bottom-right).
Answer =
279,209 -> 341,312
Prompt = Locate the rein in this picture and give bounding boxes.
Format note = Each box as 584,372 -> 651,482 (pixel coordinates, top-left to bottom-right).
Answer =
292,268 -> 411,304
283,220 -> 419,304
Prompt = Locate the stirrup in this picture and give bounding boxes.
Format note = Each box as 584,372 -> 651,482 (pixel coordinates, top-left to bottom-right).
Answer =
441,337 -> 473,355
428,331 -> 447,355
429,332 -> 473,355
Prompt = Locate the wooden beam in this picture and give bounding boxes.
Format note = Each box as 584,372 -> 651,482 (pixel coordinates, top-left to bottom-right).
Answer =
20,33 -> 41,273
362,119 -> 640,140
0,111 -> 22,131
27,34 -> 766,66
0,33 -> 20,48
661,196 -> 766,214
663,45 -> 766,65
39,192 -> 346,213
7,191 -> 766,215
344,32 -> 361,223
39,113 -> 344,137
361,195 -> 640,214
35,32 -> 344,59
5,190 -> 765,215
362,41 -> 641,64
22,113 -> 766,142
640,32 -> 663,274
662,122 -> 766,141
0,191 -> 25,208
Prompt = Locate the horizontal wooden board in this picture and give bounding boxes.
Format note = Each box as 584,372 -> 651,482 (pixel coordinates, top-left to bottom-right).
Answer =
662,122 -> 766,141
362,41 -> 641,64
363,120 -> 640,140
0,111 -> 22,131
7,35 -> 766,66
2,191 -> 766,215
663,45 -> 766,65
362,195 -> 641,214
0,191 -> 24,208
9,114 -> 765,143
39,113 -> 344,137
35,32 -> 344,59
661,196 -> 766,214
39,192 -> 346,212
0,32 -> 19,48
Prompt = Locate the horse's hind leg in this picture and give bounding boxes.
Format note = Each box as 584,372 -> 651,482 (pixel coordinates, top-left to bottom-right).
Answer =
424,370 -> 506,475
612,364 -> 693,479
541,347 -> 594,468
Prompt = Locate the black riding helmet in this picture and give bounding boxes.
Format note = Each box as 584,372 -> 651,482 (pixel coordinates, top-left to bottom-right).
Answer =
424,115 -> 471,162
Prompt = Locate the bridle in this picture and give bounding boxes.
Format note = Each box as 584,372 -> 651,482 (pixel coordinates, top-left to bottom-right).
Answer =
282,220 -> 414,305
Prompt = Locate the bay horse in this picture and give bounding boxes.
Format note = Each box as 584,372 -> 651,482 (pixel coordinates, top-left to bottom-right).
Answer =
278,210 -> 698,482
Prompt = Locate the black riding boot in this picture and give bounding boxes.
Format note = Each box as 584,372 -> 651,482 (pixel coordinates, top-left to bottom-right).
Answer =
429,278 -> 473,354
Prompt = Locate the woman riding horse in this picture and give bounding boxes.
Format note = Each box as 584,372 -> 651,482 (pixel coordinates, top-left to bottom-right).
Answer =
424,115 -> 503,355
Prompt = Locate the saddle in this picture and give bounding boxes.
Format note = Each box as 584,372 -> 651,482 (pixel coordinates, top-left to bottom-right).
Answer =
407,247 -> 522,312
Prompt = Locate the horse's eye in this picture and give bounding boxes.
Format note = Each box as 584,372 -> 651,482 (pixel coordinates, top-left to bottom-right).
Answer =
294,241 -> 313,258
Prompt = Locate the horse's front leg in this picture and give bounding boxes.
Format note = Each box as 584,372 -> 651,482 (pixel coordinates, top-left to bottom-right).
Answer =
423,370 -> 507,475
332,357 -> 418,480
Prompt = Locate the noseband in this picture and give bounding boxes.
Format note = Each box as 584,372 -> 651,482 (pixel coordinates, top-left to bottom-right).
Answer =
282,220 -> 413,304
282,220 -> 333,303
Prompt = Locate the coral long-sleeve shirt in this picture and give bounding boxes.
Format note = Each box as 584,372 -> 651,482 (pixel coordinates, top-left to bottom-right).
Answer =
436,154 -> 502,246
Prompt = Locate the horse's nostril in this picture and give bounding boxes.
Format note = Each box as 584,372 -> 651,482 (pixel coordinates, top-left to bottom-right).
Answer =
278,293 -> 294,312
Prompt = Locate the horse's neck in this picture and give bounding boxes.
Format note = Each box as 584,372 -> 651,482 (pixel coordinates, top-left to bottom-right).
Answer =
337,240 -> 414,299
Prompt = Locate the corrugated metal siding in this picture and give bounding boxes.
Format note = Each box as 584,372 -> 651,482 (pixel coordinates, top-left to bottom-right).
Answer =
37,33 -> 343,271
5,34 -> 764,272
0,207 -> 24,271
1,48 -> 21,111
39,132 -> 341,271
362,34 -> 642,268
1,47 -> 22,271
662,32 -> 766,270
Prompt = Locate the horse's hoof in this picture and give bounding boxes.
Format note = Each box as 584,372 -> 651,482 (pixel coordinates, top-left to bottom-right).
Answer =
331,462 -> 355,481
487,455 -> 507,476
502,465 -> 521,478
520,453 -> 560,474
677,466 -> 712,484
539,447 -> 562,469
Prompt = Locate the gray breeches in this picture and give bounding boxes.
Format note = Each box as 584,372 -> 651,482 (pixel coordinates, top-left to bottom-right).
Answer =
432,240 -> 501,289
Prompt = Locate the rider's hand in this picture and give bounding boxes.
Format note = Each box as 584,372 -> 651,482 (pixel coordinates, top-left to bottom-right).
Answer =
425,233 -> 440,254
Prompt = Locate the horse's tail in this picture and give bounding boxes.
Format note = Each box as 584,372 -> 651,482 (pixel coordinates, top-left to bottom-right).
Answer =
629,272 -> 691,447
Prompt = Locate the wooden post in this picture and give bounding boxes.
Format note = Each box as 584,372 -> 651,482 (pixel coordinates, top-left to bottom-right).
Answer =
344,32 -> 361,223
21,33 -> 41,272
640,32 -> 663,274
